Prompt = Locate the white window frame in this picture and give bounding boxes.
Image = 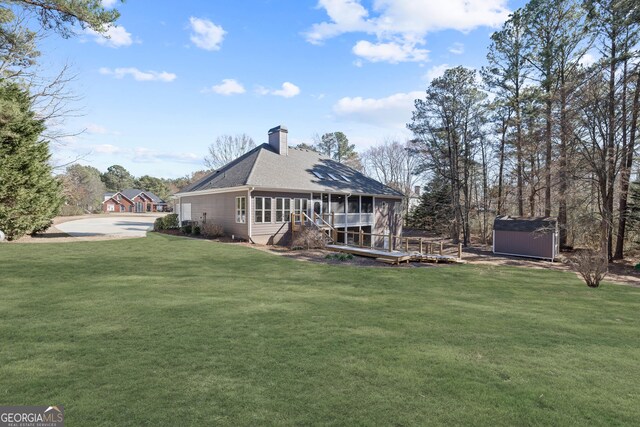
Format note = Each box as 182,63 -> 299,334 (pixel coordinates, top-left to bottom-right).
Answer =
254,197 -> 272,223
236,196 -> 246,223
275,198 -> 292,223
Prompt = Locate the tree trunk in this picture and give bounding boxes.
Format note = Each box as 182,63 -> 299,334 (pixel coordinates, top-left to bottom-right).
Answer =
497,117 -> 507,216
544,94 -> 552,217
614,65 -> 639,259
605,36 -> 617,261
558,75 -> 568,248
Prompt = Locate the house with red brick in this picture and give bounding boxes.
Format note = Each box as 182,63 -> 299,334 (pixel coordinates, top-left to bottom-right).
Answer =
102,189 -> 167,213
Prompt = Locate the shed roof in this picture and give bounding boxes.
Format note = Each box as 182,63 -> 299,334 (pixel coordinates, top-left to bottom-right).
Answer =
180,143 -> 404,197
493,216 -> 557,233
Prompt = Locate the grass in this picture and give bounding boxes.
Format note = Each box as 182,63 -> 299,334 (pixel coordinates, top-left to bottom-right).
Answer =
1,233 -> 639,426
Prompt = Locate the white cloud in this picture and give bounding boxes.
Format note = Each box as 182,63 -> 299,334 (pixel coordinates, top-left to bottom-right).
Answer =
256,82 -> 301,98
423,64 -> 449,82
93,144 -> 124,154
306,0 -> 372,44
352,40 -> 428,63
333,90 -> 423,128
306,0 -> 509,63
99,67 -> 177,82
189,17 -> 226,51
85,123 -> 108,134
101,0 -> 118,7
449,42 -> 464,55
206,79 -> 246,95
132,148 -> 201,164
85,25 -> 134,48
580,52 -> 597,67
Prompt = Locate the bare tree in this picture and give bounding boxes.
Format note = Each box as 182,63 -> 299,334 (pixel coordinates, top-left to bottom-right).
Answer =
204,134 -> 256,170
362,138 -> 422,216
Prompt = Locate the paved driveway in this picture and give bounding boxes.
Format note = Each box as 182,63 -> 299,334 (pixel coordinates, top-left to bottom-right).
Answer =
56,215 -> 162,237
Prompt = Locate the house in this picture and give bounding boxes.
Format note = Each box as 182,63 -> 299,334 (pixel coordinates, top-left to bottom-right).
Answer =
493,216 -> 559,261
102,189 -> 167,213
174,125 -> 405,245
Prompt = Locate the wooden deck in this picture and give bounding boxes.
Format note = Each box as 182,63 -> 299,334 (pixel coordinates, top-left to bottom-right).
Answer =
325,244 -> 464,265
326,245 -> 412,264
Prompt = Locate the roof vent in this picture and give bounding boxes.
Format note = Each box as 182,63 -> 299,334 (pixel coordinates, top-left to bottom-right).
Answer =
268,125 -> 288,156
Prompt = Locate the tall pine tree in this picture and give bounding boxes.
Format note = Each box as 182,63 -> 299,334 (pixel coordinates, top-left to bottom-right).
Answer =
0,82 -> 62,240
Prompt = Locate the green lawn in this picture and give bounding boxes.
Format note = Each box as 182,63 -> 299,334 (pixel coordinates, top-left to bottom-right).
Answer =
1,233 -> 639,426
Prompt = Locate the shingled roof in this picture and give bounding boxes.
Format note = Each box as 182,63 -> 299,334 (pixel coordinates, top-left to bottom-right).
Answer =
493,216 -> 557,232
180,143 -> 404,197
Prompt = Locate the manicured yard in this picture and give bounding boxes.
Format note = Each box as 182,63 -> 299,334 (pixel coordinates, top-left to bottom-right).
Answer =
1,233 -> 639,425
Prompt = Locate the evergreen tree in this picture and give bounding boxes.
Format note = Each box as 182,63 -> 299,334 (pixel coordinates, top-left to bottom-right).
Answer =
316,131 -> 362,170
101,164 -> 134,191
0,82 -> 62,240
406,178 -> 451,234
134,175 -> 171,200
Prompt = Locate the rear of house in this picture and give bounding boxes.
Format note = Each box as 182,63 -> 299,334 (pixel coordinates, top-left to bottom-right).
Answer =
174,126 -> 404,245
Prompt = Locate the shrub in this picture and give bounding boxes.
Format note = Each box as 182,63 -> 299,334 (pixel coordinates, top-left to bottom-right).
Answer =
291,227 -> 327,249
571,249 -> 608,288
201,223 -> 224,238
634,263 -> 640,271
191,225 -> 201,236
181,224 -> 192,235
325,253 -> 354,262
153,217 -> 164,231
162,214 -> 179,229
58,205 -> 85,216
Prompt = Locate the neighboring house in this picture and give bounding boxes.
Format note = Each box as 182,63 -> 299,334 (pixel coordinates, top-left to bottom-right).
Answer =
174,125 -> 405,245
102,189 -> 167,213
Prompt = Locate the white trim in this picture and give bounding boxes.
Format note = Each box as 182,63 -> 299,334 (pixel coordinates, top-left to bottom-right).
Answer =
492,230 -> 495,253
176,185 -> 402,200
174,185 -> 251,197
493,251 -> 555,262
247,188 -> 253,239
235,196 -> 246,224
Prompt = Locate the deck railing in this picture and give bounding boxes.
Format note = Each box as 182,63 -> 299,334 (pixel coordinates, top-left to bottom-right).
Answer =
337,229 -> 463,258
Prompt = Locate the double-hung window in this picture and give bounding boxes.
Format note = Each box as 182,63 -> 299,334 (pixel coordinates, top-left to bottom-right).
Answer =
254,197 -> 272,223
236,196 -> 246,223
275,198 -> 292,222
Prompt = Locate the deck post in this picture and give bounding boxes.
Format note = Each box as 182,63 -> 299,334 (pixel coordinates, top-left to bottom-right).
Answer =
458,243 -> 462,259
332,228 -> 337,243
419,238 -> 423,254
388,232 -> 393,252
439,241 -> 443,256
331,212 -> 335,227
359,229 -> 364,247
405,238 -> 409,253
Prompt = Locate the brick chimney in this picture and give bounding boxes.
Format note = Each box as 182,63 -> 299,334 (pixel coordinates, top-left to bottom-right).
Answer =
268,125 -> 288,156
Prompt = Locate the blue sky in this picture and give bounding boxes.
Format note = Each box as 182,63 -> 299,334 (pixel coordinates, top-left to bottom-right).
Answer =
45,0 -> 526,178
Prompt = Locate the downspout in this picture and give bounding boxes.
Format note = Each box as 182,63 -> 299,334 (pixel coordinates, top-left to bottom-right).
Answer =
247,187 -> 255,244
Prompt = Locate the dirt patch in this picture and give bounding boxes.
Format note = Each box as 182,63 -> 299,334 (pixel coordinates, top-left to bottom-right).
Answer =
462,244 -> 640,287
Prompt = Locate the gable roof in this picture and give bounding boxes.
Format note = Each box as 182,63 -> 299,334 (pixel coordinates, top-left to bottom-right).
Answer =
102,189 -> 165,204
179,144 -> 403,197
493,216 -> 557,232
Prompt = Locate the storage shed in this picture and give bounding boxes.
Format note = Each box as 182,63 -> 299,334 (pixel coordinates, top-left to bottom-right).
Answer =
493,216 -> 559,261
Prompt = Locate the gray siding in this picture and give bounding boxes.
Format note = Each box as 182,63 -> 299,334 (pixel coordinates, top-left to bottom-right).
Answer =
179,191 -> 249,239
251,190 -> 310,245
494,230 -> 555,260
